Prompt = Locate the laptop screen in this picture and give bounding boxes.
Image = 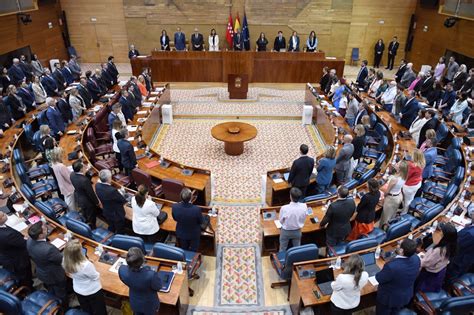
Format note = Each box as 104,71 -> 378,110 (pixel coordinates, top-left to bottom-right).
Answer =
315,268 -> 335,284
361,252 -> 376,266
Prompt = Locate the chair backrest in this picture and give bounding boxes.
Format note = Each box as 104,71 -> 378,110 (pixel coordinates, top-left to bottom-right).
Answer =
86,128 -> 97,147
441,184 -> 457,206
343,178 -> 359,190
0,290 -> 22,314
351,48 -> 359,60
162,178 -> 185,202
357,169 -> 375,185
437,295 -> 474,314
24,124 -> 35,145
282,244 -> 319,280
369,113 -> 377,128
67,46 -> 78,58
375,153 -> 386,170
152,243 -> 186,262
16,164 -> 32,186
445,149 -> 462,173
345,238 -> 379,254
377,135 -> 388,152
93,107 -> 110,133
110,234 -> 146,253
420,204 -> 444,227
131,168 -> 153,189
303,191 -> 332,203
453,273 -> 474,296
37,110 -> 49,126
13,149 -> 23,164
448,137 -> 461,153
20,184 -> 36,203
383,219 -> 412,243
66,218 -> 93,239
32,130 -> 43,152
453,167 -> 465,186
436,123 -> 448,145
84,142 -> 97,163
375,123 -> 387,137
34,201 -> 57,221
0,269 -> 18,293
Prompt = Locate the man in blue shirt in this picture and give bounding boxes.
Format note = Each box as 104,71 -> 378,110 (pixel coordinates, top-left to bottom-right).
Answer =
45,97 -> 65,140
174,27 -> 186,51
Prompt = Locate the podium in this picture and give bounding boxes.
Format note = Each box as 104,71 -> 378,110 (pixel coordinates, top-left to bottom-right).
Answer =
228,74 -> 248,99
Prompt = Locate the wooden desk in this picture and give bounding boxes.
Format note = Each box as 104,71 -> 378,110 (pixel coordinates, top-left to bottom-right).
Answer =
130,51 -> 345,83
211,121 -> 258,156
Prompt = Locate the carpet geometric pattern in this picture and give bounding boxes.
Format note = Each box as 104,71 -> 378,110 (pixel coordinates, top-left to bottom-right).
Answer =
217,206 -> 261,245
187,305 -> 291,315
215,244 -> 264,307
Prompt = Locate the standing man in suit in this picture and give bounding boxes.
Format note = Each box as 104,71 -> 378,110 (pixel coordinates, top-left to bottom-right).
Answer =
101,63 -> 114,89
172,188 -> 204,252
375,239 -> 420,315
27,221 -> 67,305
273,31 -> 286,52
128,44 -> 140,59
356,60 -> 369,87
70,159 -> 101,229
0,212 -> 32,288
119,90 -> 134,123
386,36 -> 399,70
107,56 -> 119,85
16,81 -> 36,111
288,31 -> 300,52
68,55 -> 82,81
52,62 -> 67,89
233,28 -> 243,51
288,144 -> 315,196
400,63 -> 416,89
417,110 -> 438,147
117,129 -> 137,176
394,59 -> 407,83
335,135 -> 354,185
56,91 -> 73,124
8,58 -> 26,85
85,70 -> 102,102
419,70 -> 435,98
320,186 -> 356,246
4,85 -> 26,120
78,77 -> 93,108
41,69 -> 59,96
95,170 -> 127,234
354,101 -> 368,126
444,56 -> 459,84
191,28 -> 204,51
60,61 -> 75,85
400,90 -> 420,129
45,97 -> 65,140
174,27 -> 186,51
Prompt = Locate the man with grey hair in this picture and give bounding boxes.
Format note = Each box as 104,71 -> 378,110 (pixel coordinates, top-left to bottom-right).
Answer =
324,69 -> 338,94
172,188 -> 204,251
117,128 -> 137,176
380,80 -> 397,112
8,58 -> 26,85
444,56 -> 459,84
335,134 -> 354,184
400,63 -> 416,88
95,169 -> 127,234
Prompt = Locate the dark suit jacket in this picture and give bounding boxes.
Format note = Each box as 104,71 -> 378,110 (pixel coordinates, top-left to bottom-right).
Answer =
61,67 -> 74,85
101,69 -> 114,89
453,71 -> 468,91
16,86 -> 35,110
320,73 -> 330,91
400,98 -> 420,129
0,226 -> 30,272
395,64 -> 407,83
418,117 -> 438,147
172,202 -> 204,241
26,238 -> 65,285
420,76 -> 434,97
191,33 -> 204,51
320,198 -> 356,239
233,33 -> 243,51
288,36 -> 300,52
70,172 -> 100,211
376,255 -> 420,308
1,76 -> 12,95
352,135 -> 366,160
0,99 -> 13,128
119,96 -> 134,121
288,155 -> 315,188
374,42 -> 385,55
128,49 -> 140,59
52,68 -> 66,88
4,95 -> 25,120
107,62 -> 119,85
388,41 -> 399,56
273,36 -> 286,51
119,265 -> 161,314
7,65 -> 25,85
447,225 -> 474,280
78,84 -> 93,108
46,106 -> 65,135
56,97 -> 73,123
160,35 -> 170,51
95,182 -> 126,224
41,75 -> 58,96
356,66 -> 368,87
174,32 -> 186,51
87,78 -> 102,102
117,139 -> 137,169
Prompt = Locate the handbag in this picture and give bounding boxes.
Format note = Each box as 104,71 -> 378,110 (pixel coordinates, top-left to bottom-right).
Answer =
157,211 -> 168,225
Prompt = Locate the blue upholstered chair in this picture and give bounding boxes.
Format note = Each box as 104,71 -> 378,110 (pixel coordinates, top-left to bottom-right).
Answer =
110,234 -> 153,254
354,153 -> 386,175
66,219 -> 114,245
328,237 -> 379,257
0,290 -> 61,315
415,290 -> 474,315
435,137 -> 461,166
411,184 -> 458,215
0,269 -> 18,293
452,273 -> 474,296
357,169 -> 376,185
351,48 -> 359,65
23,124 -> 35,145
368,219 -> 412,244
37,110 -> 49,126
402,204 -> 444,230
270,244 -> 319,287
363,136 -> 388,159
34,201 -> 83,226
432,149 -> 462,181
152,243 -> 201,280
435,123 -> 449,145
366,122 -> 388,145
13,149 -> 50,177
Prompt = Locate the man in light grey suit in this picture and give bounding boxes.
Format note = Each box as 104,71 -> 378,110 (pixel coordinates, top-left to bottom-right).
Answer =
335,134 -> 354,184
400,63 -> 416,89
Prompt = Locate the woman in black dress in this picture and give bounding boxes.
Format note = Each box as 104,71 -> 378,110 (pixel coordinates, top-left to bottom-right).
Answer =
256,32 -> 268,51
373,39 -> 385,68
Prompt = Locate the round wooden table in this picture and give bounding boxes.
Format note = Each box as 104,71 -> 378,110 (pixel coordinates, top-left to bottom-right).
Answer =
211,122 -> 257,156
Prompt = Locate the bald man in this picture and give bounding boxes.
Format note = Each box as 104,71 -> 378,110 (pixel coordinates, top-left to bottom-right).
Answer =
0,211 -> 32,287
335,134 -> 354,184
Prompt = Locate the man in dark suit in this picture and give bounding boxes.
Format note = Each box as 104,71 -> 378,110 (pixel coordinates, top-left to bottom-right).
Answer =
16,81 -> 36,111
438,82 -> 456,117
320,186 -> 356,246
335,135 -> 354,184
356,60 -> 369,87
191,28 -> 204,51
4,85 -> 26,120
52,63 -> 67,89
56,91 -> 73,124
117,129 -> 137,176
172,188 -> 204,252
19,55 -> 33,81
41,69 -> 59,96
8,58 -> 26,85
233,28 -> 243,51
418,110 -> 439,147
288,144 -> 315,196
273,31 -> 286,52
419,70 -> 435,98
101,63 -> 114,89
129,77 -> 142,107
324,69 -> 338,94
60,61 -> 75,85
174,27 -> 186,51
95,170 -> 127,234
354,101 -> 368,126
119,90 -> 134,123
78,77 -> 93,108
26,221 -> 67,305
107,56 -> 119,85
288,31 -> 300,52
400,90 -> 420,129
375,239 -> 420,315
85,70 -> 102,102
70,159 -> 101,229
0,212 -> 32,288
93,69 -> 108,95
386,36 -> 399,70
45,98 -> 65,140
394,59 -> 407,83
128,44 -> 140,59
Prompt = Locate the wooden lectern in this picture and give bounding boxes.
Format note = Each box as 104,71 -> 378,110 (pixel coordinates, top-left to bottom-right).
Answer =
228,74 -> 249,99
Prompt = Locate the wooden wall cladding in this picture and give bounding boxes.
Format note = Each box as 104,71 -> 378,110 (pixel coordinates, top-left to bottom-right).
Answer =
0,1 -> 67,65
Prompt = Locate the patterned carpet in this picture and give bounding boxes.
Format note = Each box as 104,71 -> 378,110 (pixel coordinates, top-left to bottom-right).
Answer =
216,206 -> 261,245
187,306 -> 291,315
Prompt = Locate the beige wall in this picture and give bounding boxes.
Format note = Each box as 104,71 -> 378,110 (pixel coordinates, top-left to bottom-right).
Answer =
62,0 -> 416,66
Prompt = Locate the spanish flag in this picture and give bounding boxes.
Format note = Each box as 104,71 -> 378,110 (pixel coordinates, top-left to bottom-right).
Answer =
233,12 -> 241,33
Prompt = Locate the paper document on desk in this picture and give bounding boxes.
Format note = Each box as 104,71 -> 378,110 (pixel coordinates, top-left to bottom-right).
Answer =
105,93 -> 115,98
50,238 -> 66,249
368,276 -> 378,286
109,258 -> 127,273
155,87 -> 164,92
273,178 -> 284,184
142,102 -> 153,107
137,111 -> 147,115
274,220 -> 282,229
325,57 -> 337,60
134,147 -> 138,152
127,125 -> 138,132
148,97 -> 157,102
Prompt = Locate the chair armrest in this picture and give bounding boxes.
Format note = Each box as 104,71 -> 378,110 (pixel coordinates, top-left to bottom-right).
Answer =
37,299 -> 58,315
435,147 -> 447,152
270,253 -> 283,272
433,175 -> 451,182
452,279 -> 474,296
414,291 -> 437,315
327,245 -> 337,257
11,285 -> 30,297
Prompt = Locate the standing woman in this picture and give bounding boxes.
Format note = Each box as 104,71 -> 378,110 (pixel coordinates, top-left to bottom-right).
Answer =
379,160 -> 408,230
306,31 -> 318,52
434,56 -> 446,82
351,124 -> 366,168
449,92 -> 469,125
63,239 -> 107,315
208,28 -> 219,51
1,67 -> 12,96
160,30 -> 170,51
131,185 -> 161,243
315,146 -> 336,194
119,247 -> 162,315
69,87 -> 87,122
137,75 -> 148,97
401,149 -> 425,214
348,179 -> 380,240
330,254 -> 369,314
256,32 -> 268,51
31,75 -> 47,105
111,119 -> 124,172
51,147 -> 76,210
31,54 -> 45,77
373,39 -> 385,68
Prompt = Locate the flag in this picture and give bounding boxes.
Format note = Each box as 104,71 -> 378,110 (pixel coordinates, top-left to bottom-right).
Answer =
226,13 -> 234,49
242,12 -> 250,51
233,12 -> 241,33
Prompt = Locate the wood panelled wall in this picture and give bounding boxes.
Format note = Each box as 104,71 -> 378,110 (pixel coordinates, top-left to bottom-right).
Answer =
60,0 -> 129,63
0,1 -> 67,65
406,2 -> 474,70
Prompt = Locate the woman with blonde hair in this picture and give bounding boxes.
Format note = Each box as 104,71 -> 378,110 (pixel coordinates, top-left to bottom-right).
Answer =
379,160 -> 408,229
315,146 -> 336,194
63,239 -> 107,315
50,147 -> 76,210
137,75 -> 148,97
419,129 -> 436,152
401,149 -> 425,213
330,254 -> 369,314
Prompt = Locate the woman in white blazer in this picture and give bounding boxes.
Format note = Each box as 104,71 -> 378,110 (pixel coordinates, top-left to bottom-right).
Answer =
31,75 -> 47,105
69,87 -> 87,122
132,185 -> 161,243
208,28 -> 219,51
409,109 -> 428,145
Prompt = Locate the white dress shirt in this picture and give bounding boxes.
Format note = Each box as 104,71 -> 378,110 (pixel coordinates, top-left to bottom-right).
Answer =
279,202 -> 307,230
330,272 -> 369,309
69,260 -> 102,296
208,35 -> 219,51
381,86 -> 397,104
132,197 -> 160,235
